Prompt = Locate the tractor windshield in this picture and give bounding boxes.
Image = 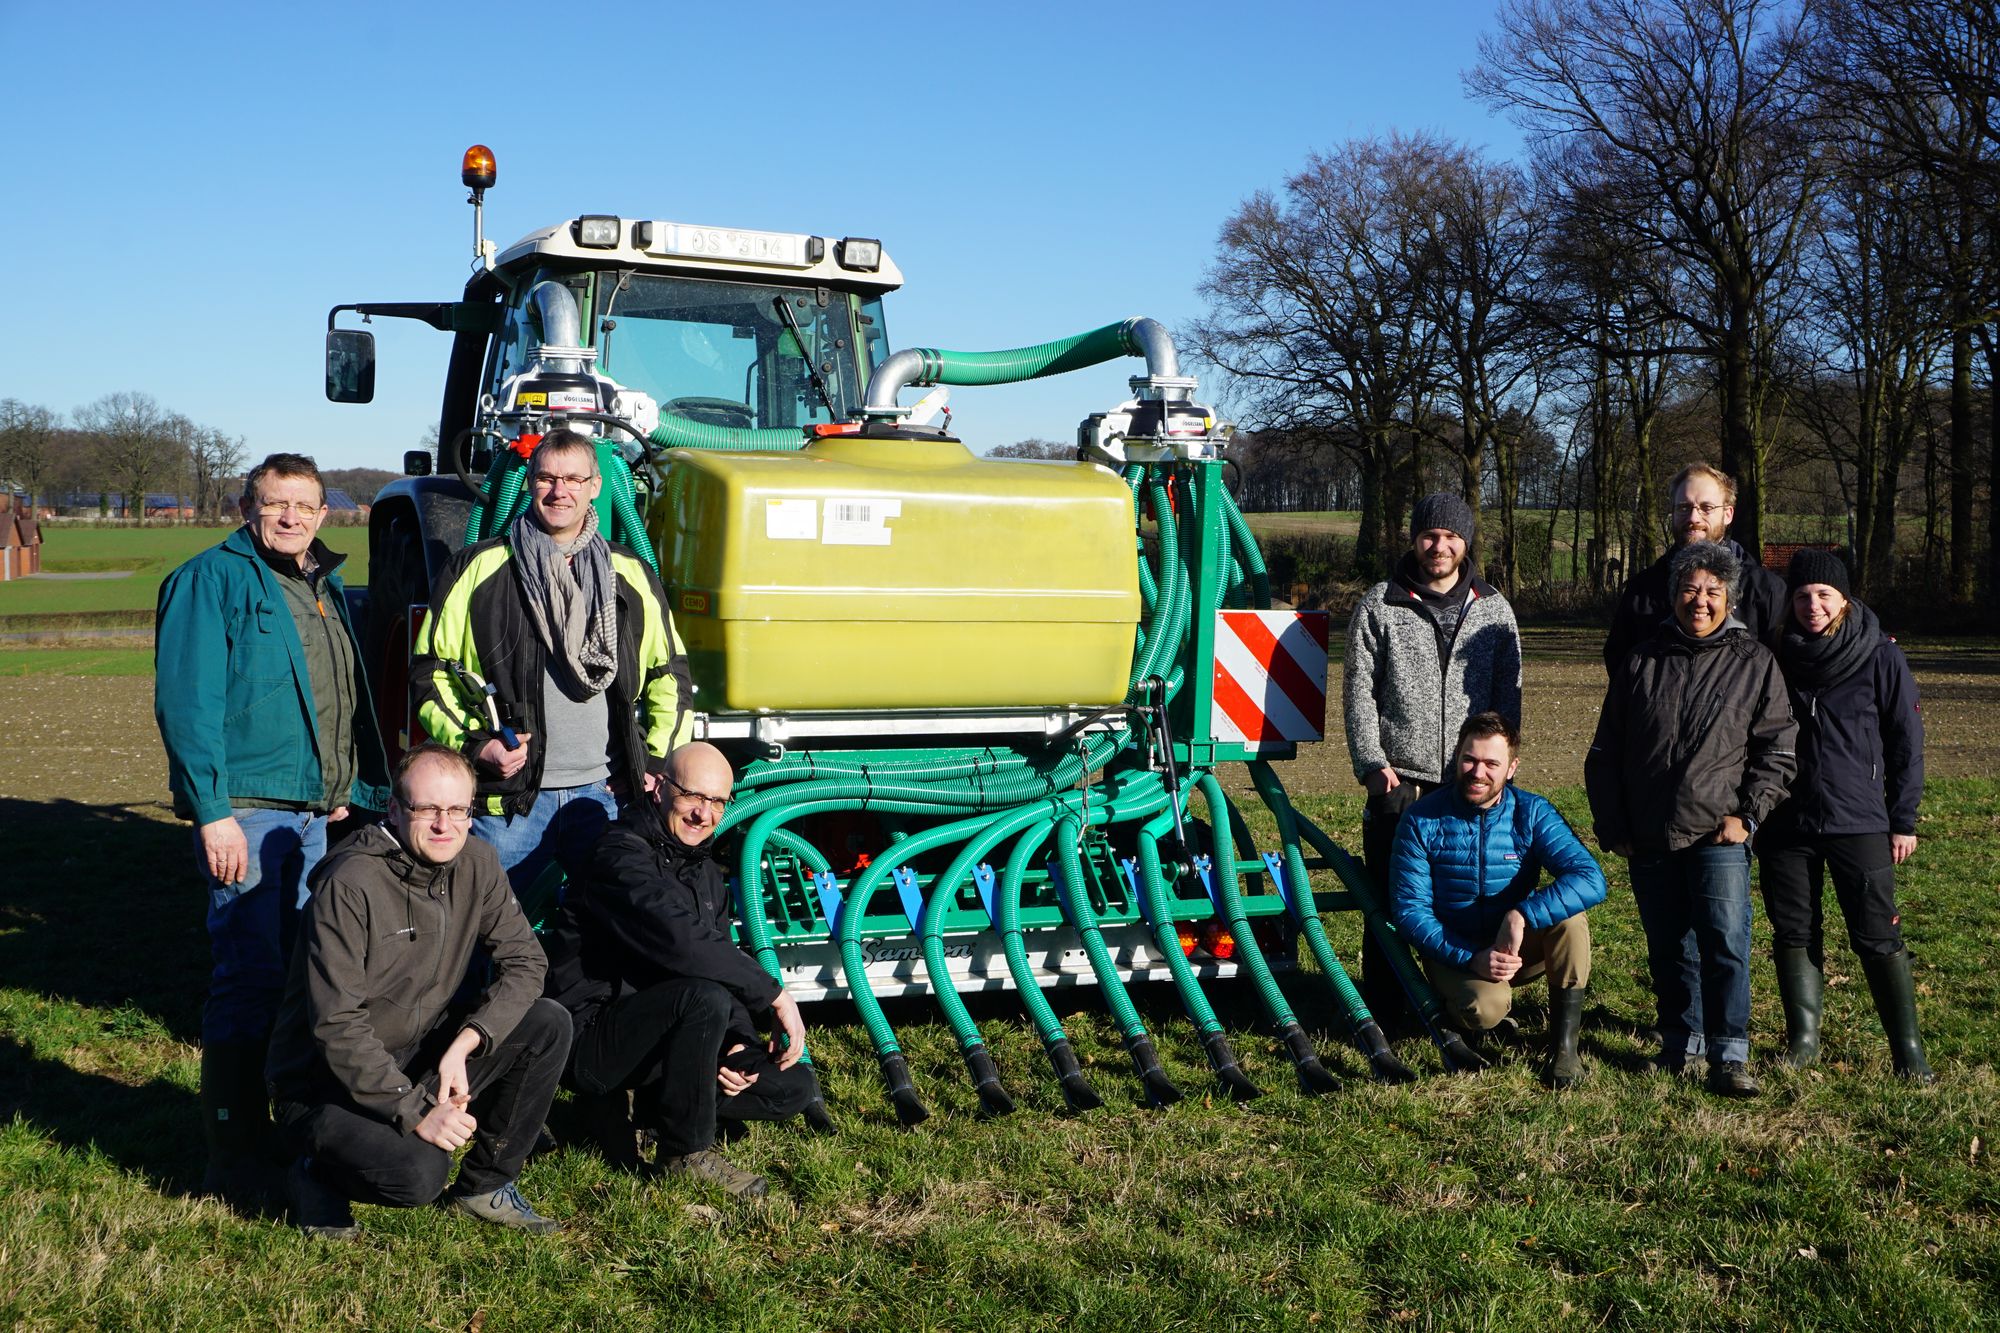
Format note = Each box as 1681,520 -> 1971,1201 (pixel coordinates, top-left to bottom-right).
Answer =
598,274 -> 881,431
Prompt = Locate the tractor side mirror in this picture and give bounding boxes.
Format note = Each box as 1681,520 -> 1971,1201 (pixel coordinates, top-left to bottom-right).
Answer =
403,450 -> 433,477
325,329 -> 377,404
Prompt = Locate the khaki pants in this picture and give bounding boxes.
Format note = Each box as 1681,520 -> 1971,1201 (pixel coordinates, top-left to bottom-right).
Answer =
1423,914 -> 1592,1034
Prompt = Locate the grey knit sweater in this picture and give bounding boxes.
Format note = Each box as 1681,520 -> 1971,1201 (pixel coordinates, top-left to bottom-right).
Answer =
1343,572 -> 1523,784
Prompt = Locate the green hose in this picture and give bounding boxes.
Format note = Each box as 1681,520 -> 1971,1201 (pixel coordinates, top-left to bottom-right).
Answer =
1244,761 -> 1373,1028
468,447 -> 529,544
998,819 -> 1069,1046
1192,772 -> 1299,1030
1221,486 -> 1271,607
1134,816 -> 1223,1038
899,322 -> 1145,389
1052,816 -> 1149,1041
648,416 -> 806,453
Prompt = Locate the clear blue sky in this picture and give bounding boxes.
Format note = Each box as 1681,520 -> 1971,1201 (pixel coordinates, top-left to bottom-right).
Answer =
5,1 -> 1521,472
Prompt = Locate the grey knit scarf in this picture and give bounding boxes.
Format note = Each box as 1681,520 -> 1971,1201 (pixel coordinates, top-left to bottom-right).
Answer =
511,505 -> 618,696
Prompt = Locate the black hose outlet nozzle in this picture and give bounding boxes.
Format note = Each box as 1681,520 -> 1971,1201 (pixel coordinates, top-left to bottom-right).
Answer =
1125,1034 -> 1184,1109
1352,1019 -> 1418,1084
1047,1039 -> 1104,1113
1201,1031 -> 1265,1102
1437,1029 -> 1489,1075
1280,1024 -> 1342,1095
962,1046 -> 1016,1118
878,1052 -> 930,1127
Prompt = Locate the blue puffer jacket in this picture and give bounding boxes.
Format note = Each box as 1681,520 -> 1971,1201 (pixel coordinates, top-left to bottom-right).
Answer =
1390,784 -> 1607,969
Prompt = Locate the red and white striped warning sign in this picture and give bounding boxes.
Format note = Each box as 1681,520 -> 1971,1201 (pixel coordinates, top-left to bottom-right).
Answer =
1212,610 -> 1331,745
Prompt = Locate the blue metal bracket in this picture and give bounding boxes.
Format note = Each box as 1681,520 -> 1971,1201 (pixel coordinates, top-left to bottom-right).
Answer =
811,871 -> 842,932
1261,851 -> 1302,917
1191,854 -> 1219,909
891,865 -> 925,930
1119,856 -> 1149,924
972,863 -> 999,924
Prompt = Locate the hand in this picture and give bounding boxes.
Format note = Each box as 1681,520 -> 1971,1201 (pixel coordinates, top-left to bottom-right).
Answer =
1891,833 -> 1917,865
436,1028 -> 479,1107
1363,768 -> 1402,797
769,991 -> 807,1070
476,733 -> 532,779
1713,815 -> 1750,845
198,816 -> 249,885
329,805 -> 351,823
414,1096 -> 478,1151
1492,909 -> 1526,959
717,1044 -> 760,1096
1469,947 -> 1523,984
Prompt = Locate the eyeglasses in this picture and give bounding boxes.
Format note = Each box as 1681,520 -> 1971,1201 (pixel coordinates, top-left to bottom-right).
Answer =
254,500 -> 325,517
531,472 -> 597,491
404,803 -> 474,824
1670,501 -> 1727,518
667,778 -> 731,814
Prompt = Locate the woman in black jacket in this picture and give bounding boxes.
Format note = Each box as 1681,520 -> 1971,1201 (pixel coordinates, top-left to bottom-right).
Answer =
1586,542 -> 1798,1099
1758,550 -> 1932,1080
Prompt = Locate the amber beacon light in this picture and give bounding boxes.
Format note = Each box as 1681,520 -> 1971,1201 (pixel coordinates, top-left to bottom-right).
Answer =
461,144 -> 497,193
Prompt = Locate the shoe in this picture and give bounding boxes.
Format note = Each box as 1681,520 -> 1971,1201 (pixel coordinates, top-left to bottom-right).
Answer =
576,1092 -> 641,1170
1546,987 -> 1586,1089
446,1180 -> 562,1235
1860,949 -> 1936,1082
1706,1060 -> 1761,1099
658,1148 -> 768,1199
287,1157 -> 358,1241
1773,947 -> 1824,1069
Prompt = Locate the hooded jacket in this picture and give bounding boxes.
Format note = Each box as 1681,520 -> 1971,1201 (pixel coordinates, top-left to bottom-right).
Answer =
1585,618 -> 1798,855
1768,600 -> 1923,837
542,804 -> 781,1043
1390,783 -> 1608,970
266,823 -> 548,1131
1603,537 -> 1786,678
1344,561 -> 1522,785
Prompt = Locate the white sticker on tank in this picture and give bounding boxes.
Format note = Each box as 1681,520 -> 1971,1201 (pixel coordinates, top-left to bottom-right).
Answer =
765,498 -> 818,540
822,497 -> 901,546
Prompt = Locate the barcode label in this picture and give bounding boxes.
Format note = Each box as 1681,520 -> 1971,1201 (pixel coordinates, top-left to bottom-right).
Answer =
822,496 -> 901,546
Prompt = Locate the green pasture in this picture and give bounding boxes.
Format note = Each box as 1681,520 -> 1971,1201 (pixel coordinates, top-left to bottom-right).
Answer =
0,525 -> 370,623
1,633 -> 1996,1328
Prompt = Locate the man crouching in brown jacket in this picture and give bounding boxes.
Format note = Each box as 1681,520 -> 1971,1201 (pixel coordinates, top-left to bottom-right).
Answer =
266,742 -> 572,1239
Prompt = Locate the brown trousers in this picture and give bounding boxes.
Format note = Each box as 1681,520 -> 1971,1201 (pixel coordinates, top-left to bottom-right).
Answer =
1422,913 -> 1592,1033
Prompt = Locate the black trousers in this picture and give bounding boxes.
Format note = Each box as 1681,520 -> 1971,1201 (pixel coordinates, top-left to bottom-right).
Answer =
570,977 -> 816,1158
274,998 -> 572,1205
1758,830 -> 1905,965
1360,779 -> 1434,1020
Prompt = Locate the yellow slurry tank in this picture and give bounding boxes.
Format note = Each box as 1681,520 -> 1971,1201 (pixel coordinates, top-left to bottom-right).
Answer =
652,433 -> 1141,712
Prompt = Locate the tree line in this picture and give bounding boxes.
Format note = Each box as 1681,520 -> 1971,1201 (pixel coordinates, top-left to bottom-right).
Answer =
1,392 -> 249,522
1187,0 -> 1998,612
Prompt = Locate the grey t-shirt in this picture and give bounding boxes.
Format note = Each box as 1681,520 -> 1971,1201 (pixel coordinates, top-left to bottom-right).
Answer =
538,662 -> 612,790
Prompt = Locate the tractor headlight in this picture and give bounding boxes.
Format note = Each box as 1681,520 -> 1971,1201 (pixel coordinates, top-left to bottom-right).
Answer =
573,215 -> 622,249
836,237 -> 882,272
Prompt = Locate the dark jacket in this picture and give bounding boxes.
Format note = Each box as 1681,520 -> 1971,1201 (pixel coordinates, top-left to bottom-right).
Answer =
1585,619 -> 1799,854
1390,784 -> 1608,970
1768,603 -> 1923,837
412,534 -> 695,817
267,825 -> 549,1132
543,806 -> 781,1042
154,527 -> 390,824
1603,538 -> 1786,678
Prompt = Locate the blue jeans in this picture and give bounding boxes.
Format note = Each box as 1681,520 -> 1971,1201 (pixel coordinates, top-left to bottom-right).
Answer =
471,782 -> 619,921
200,807 -> 329,1045
1628,842 -> 1755,1065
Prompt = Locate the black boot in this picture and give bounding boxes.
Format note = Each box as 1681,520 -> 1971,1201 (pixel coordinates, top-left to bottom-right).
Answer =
1546,987 -> 1586,1089
576,1090 -> 642,1170
199,1040 -> 278,1210
1860,949 -> 1936,1083
1773,947 -> 1824,1069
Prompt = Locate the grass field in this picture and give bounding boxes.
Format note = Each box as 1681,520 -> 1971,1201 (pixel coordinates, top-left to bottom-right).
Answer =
2,639 -> 1997,1330
0,525 -> 370,624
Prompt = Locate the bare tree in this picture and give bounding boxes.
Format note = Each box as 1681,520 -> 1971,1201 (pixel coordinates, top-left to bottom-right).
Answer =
0,399 -> 62,513
1191,134 -> 1448,578
74,391 -> 181,521
187,424 -> 248,522
1470,0 -> 1825,557
986,437 -> 1075,460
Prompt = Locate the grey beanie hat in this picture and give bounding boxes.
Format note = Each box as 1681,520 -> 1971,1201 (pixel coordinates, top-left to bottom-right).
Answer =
1410,492 -> 1476,541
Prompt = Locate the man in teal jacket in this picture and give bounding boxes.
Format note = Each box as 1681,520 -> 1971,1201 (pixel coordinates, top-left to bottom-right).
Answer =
154,452 -> 390,1203
1390,712 -> 1606,1088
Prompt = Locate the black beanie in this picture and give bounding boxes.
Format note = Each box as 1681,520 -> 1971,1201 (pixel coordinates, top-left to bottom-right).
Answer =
1787,548 -> 1851,597
1410,492 -> 1475,542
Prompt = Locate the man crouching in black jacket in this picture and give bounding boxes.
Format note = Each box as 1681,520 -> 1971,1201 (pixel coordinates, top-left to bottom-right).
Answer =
543,741 -> 813,1198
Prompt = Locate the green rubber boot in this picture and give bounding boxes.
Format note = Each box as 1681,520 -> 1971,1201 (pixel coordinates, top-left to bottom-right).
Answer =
1773,947 -> 1824,1069
1860,949 -> 1935,1083
1546,986 -> 1586,1089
